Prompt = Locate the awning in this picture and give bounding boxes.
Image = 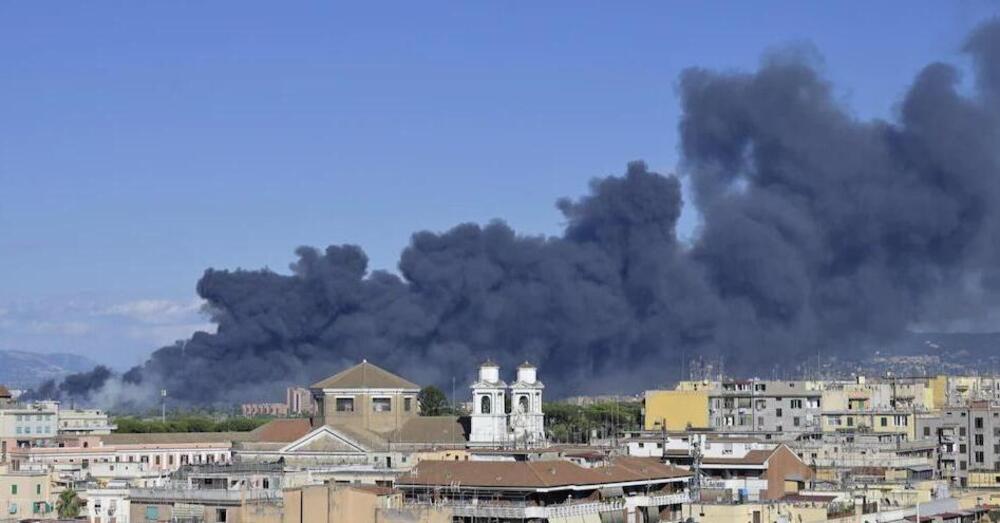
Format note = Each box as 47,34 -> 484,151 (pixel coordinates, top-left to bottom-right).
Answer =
906,464 -> 934,472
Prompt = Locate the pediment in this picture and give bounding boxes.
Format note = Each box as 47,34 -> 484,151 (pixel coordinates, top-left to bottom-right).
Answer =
280,425 -> 369,454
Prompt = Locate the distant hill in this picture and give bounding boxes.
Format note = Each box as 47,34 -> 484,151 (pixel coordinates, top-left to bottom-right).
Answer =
887,332 -> 1000,358
0,350 -> 98,389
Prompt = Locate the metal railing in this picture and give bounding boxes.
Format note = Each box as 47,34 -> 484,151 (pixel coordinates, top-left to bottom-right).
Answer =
406,499 -> 627,519
129,487 -> 281,504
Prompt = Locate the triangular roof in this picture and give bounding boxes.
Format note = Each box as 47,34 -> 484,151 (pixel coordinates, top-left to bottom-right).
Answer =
280,424 -> 386,454
311,361 -> 420,390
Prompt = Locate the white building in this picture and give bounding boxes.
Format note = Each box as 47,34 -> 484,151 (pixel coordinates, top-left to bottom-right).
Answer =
509,362 -> 545,445
469,360 -> 508,445
469,361 -> 546,447
0,402 -> 58,461
59,408 -> 116,436
85,487 -> 130,523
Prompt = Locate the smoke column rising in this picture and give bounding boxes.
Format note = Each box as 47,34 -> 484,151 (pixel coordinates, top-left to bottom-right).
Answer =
46,19 -> 1000,406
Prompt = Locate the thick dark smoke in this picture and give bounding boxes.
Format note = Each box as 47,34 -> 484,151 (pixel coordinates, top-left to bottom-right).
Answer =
32,366 -> 113,401
48,20 -> 1000,406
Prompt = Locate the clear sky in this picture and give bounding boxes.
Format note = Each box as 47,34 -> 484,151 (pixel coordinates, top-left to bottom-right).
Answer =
1,1 -> 998,368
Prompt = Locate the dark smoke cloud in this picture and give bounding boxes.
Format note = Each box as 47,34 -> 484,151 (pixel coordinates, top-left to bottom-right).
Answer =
31,366 -> 113,401
48,19 -> 1000,406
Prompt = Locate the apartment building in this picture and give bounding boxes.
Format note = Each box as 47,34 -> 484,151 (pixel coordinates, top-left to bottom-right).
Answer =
241,403 -> 289,417
0,402 -> 58,462
676,380 -> 825,433
10,432 -> 239,472
58,407 -> 116,436
0,464 -> 55,518
917,401 -> 1000,487
645,380 -> 825,434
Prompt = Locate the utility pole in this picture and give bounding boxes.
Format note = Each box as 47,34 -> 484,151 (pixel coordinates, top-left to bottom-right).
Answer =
161,389 -> 167,423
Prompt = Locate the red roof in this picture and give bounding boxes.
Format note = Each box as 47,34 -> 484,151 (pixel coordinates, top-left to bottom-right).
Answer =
250,418 -> 312,443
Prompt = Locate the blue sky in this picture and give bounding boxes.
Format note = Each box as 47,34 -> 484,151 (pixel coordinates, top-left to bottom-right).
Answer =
1,2 -> 998,368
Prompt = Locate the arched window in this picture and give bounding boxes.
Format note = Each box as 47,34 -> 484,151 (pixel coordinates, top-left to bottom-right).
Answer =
519,395 -> 529,413
481,395 -> 492,414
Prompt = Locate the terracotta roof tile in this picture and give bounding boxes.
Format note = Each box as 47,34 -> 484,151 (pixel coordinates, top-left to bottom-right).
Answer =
397,457 -> 690,489
250,418 -> 312,443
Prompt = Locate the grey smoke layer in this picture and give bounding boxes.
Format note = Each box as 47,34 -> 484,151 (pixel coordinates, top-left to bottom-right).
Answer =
45,20 -> 1000,405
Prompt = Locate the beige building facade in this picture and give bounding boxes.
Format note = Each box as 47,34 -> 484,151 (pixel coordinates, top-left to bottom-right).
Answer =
310,360 -> 420,434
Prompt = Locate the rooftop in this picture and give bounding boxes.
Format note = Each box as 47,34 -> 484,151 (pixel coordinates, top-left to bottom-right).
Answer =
310,360 -> 420,390
397,456 -> 690,490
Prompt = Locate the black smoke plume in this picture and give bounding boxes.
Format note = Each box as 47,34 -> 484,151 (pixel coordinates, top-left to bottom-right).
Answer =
46,20 -> 1000,406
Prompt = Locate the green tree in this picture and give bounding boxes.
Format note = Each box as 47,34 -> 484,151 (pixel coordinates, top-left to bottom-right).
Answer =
56,488 -> 82,518
418,385 -> 449,416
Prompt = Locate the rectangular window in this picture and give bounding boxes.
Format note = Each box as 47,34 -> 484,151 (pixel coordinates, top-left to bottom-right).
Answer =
793,417 -> 800,427
404,397 -> 412,412
146,506 -> 159,520
924,427 -> 931,437
791,399 -> 803,409
11,485 -> 17,495
880,417 -> 888,427
35,484 -> 40,495
776,408 -> 783,418
976,451 -> 985,463
961,444 -> 968,453
976,417 -> 984,429
335,397 -> 355,412
372,397 -> 392,412
961,427 -> 967,436
217,508 -> 228,522
976,434 -> 985,446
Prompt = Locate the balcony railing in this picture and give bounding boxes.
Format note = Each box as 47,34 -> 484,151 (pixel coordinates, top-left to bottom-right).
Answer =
408,499 -> 622,519
129,487 -> 280,505
407,492 -> 690,519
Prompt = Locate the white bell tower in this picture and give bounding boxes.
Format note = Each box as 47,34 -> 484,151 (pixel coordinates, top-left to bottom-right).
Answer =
469,360 -> 509,445
509,361 -> 545,445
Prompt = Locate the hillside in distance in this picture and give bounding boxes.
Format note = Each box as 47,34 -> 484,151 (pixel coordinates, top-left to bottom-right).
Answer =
0,350 -> 98,389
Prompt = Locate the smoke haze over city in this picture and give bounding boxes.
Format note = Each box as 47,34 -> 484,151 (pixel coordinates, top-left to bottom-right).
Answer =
29,19 -> 1000,407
